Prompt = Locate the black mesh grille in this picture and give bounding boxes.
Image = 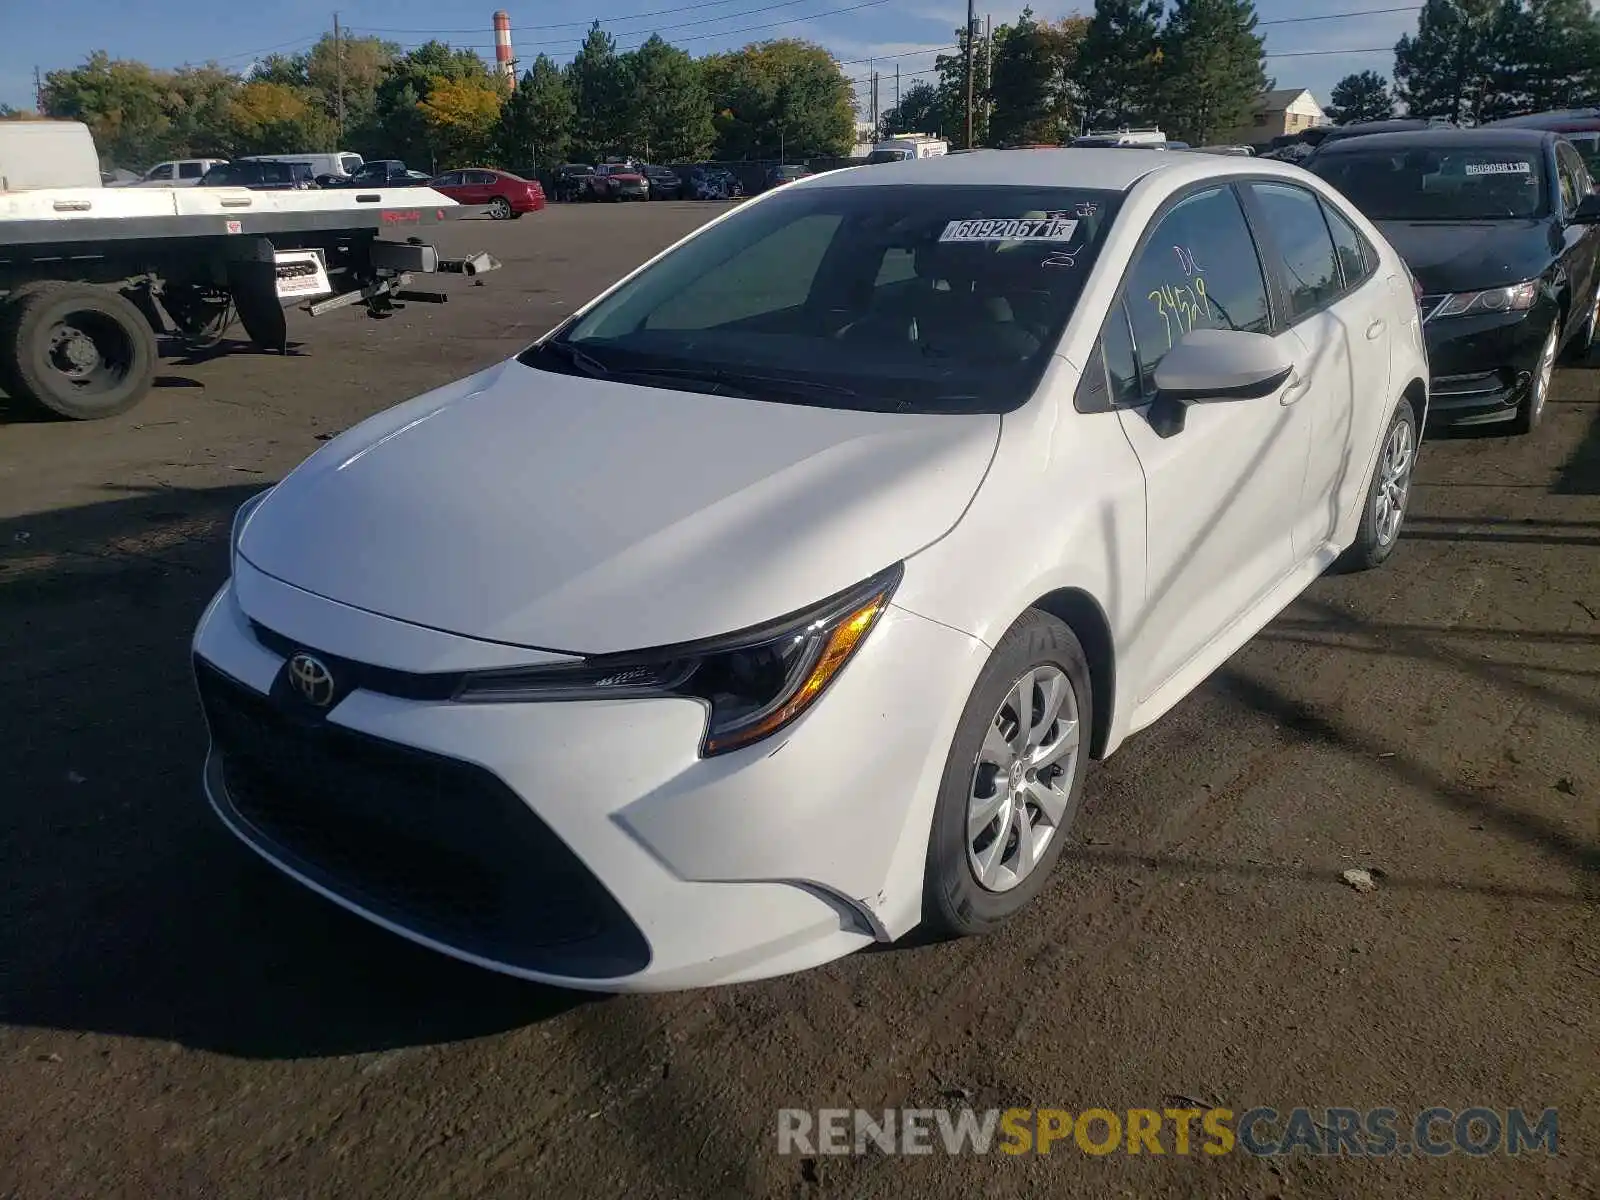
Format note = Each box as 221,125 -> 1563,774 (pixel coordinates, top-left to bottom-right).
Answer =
197,659 -> 650,979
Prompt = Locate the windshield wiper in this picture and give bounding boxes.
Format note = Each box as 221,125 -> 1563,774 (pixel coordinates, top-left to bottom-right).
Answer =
604,365 -> 860,403
537,339 -> 612,378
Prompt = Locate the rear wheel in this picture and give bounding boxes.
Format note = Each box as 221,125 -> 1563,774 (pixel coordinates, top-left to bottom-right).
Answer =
0,281 -> 156,420
923,610 -> 1092,937
1332,396 -> 1417,573
1511,317 -> 1559,434
487,196 -> 513,220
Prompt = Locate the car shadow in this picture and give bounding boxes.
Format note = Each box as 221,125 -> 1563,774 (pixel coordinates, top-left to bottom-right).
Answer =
0,484 -> 588,1059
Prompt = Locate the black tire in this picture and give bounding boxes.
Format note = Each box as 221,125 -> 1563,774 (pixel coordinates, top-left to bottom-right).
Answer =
923,609 -> 1093,938
0,281 -> 157,420
1332,396 -> 1418,574
1563,281 -> 1598,364
487,196 -> 513,220
1511,316 -> 1559,435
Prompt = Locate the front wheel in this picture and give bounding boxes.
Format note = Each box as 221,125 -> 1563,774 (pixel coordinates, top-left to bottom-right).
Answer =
1332,397 -> 1418,573
923,610 -> 1092,937
1511,317 -> 1558,434
487,196 -> 513,220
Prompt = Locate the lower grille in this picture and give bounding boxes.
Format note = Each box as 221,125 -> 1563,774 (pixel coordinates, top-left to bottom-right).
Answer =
196,659 -> 650,979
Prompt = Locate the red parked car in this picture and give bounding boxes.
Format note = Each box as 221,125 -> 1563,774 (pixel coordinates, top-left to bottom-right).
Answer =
428,168 -> 546,219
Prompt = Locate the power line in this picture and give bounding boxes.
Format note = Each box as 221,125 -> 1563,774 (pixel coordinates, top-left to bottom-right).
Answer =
360,0 -> 811,35
359,0 -> 894,55
208,34 -> 323,63
836,44 -> 953,66
1259,4 -> 1420,26
1264,46 -> 1395,58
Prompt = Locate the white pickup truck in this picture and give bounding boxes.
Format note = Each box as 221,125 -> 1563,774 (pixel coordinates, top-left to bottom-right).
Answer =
0,121 -> 499,420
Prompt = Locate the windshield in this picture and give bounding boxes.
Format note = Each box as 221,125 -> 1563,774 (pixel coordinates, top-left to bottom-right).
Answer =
868,150 -> 911,164
1310,146 -> 1549,220
521,183 -> 1123,414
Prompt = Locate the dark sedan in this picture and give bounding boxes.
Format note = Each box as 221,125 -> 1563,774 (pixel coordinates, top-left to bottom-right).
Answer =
1310,128 -> 1600,433
639,164 -> 684,200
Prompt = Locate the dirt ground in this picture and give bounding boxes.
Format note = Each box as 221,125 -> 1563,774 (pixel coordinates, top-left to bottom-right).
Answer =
0,202 -> 1596,1200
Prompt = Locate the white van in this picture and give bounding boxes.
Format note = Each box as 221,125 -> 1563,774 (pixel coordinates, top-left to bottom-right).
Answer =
0,120 -> 101,191
240,151 -> 363,179
128,159 -> 229,187
867,135 -> 950,164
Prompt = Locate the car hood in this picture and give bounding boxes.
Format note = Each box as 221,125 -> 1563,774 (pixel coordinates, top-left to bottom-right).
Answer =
610,172 -> 646,183
238,359 -> 1000,654
1375,218 -> 1557,294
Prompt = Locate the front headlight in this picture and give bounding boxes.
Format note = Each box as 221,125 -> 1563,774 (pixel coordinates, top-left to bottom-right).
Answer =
1431,280 -> 1538,319
229,488 -> 273,577
456,564 -> 903,756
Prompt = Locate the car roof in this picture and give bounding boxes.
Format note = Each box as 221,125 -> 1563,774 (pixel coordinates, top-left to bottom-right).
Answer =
1490,108 -> 1600,128
1314,128 -> 1556,155
801,146 -> 1320,193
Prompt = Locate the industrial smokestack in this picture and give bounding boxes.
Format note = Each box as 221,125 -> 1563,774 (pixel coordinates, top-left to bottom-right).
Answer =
493,11 -> 515,90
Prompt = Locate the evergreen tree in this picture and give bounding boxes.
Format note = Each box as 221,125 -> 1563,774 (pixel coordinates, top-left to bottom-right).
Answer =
1326,71 -> 1395,124
622,35 -> 715,162
567,23 -> 630,159
1156,0 -> 1267,146
878,80 -> 941,138
934,22 -> 993,147
1079,0 -> 1164,130
1393,0 -> 1520,123
1498,0 -> 1600,114
988,12 -> 1090,145
497,56 -> 574,170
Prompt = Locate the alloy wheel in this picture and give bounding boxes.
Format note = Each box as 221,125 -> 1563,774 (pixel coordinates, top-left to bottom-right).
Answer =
489,197 -> 512,220
1373,415 -> 1414,547
966,665 -> 1081,893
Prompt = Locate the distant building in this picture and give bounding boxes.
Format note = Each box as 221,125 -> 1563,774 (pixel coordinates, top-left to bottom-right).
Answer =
1222,88 -> 1328,147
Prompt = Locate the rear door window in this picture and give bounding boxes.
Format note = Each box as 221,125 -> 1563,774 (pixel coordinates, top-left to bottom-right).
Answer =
1320,200 -> 1376,291
177,162 -> 204,180
1246,182 -> 1342,320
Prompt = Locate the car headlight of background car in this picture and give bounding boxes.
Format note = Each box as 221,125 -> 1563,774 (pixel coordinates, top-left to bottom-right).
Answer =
456,564 -> 903,756
1430,279 -> 1539,319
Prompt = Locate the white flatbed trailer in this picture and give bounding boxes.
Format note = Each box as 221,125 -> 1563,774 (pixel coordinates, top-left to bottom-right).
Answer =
0,185 -> 501,420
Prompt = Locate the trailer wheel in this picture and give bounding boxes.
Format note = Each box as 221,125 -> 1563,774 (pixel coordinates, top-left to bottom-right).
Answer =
0,281 -> 157,420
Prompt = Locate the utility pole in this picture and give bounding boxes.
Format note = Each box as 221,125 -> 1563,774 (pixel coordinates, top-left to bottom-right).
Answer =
334,12 -> 345,142
963,0 -> 975,148
984,14 -> 992,132
895,63 -> 900,120
869,69 -> 879,134
33,66 -> 42,114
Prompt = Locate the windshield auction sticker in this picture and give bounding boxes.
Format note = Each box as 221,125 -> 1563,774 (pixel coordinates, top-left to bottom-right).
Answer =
940,218 -> 1079,243
1463,162 -> 1532,176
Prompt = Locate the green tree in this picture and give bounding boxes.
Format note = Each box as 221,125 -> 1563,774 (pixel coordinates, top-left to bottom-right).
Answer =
42,52 -> 176,166
1326,71 -> 1394,124
878,80 -> 941,138
1156,0 -> 1268,146
1393,0 -> 1521,123
1079,0 -> 1165,129
1497,0 -> 1600,114
166,65 -> 238,156
567,23 -> 630,159
934,22 -> 993,147
419,75 -> 504,166
989,12 -> 1090,146
250,53 -> 309,88
703,40 -> 854,159
225,80 -> 334,155
497,55 -> 575,170
621,35 -> 714,162
373,42 -> 491,168
306,34 -> 397,141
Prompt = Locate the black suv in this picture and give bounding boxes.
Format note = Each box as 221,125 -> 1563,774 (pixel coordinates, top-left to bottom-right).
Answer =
199,160 -> 316,190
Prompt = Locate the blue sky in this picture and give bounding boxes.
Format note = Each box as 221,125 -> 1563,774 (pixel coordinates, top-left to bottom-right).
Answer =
1,0 -> 1425,117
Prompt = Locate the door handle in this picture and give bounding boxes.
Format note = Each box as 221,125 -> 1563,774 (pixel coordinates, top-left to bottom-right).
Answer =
1281,369 -> 1313,405
1365,318 -> 1387,340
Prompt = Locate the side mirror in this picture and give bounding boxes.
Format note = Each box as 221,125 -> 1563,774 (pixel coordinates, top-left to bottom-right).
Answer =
1148,329 -> 1295,438
1571,193 -> 1600,223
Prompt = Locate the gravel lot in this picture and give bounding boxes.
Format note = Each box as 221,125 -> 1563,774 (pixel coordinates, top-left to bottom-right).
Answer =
1,200 -> 1596,1199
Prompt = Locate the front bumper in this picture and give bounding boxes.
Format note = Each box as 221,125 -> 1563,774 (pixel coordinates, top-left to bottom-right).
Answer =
1421,302 -> 1553,425
192,566 -> 986,991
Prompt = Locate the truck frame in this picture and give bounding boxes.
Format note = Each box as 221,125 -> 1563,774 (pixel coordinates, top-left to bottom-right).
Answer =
0,185 -> 500,420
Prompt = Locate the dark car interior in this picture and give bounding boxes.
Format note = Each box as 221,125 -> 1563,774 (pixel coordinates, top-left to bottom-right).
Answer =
1313,149 -> 1547,220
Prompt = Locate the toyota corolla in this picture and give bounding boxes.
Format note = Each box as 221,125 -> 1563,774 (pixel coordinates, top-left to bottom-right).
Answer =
194,149 -> 1429,991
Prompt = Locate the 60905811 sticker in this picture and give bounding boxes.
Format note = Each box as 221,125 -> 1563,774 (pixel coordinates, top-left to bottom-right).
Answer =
940,217 -> 1079,243
1463,161 -> 1531,176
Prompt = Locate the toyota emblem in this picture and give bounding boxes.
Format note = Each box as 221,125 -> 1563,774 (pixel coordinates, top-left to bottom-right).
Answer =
287,652 -> 336,708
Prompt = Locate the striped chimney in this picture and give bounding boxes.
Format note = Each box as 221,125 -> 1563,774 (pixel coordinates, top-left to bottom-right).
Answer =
494,11 -> 515,90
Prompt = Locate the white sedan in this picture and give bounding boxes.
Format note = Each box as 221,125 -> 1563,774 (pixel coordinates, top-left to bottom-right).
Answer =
193,149 -> 1428,991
